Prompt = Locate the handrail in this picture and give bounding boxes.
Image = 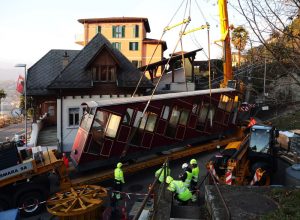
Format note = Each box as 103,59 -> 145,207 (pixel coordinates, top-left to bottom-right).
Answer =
133,158 -> 169,220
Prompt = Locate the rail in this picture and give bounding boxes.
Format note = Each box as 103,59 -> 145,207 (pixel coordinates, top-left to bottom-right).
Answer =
207,170 -> 231,220
133,158 -> 169,220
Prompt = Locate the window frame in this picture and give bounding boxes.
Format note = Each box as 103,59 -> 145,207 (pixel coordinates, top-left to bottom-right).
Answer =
92,65 -> 116,82
112,25 -> 125,38
129,42 -> 139,51
133,25 -> 139,38
112,42 -> 121,50
68,107 -> 80,127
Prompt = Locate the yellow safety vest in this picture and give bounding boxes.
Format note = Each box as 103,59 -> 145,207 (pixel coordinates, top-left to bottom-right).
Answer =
114,167 -> 125,183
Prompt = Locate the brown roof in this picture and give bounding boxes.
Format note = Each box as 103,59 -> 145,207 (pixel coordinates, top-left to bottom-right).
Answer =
78,17 -> 150,32
143,38 -> 167,51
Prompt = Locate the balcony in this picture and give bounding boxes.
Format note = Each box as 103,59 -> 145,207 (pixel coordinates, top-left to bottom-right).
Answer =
75,33 -> 84,46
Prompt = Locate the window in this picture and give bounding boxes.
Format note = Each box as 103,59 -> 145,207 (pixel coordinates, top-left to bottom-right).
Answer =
91,110 -> 121,140
133,25 -> 139,38
133,111 -> 157,131
131,111 -> 157,146
219,94 -> 234,112
129,42 -> 139,51
92,65 -> 116,82
169,108 -> 180,126
196,102 -> 215,130
112,25 -> 125,38
145,113 -> 157,132
112,42 -> 121,50
123,108 -> 134,125
179,109 -> 189,126
218,94 -> 229,110
161,106 -> 170,120
106,114 -> 121,138
96,26 -> 101,34
69,108 -> 79,126
198,103 -> 209,123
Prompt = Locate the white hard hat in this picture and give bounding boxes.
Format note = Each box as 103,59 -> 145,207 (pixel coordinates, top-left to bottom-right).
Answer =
182,163 -> 188,169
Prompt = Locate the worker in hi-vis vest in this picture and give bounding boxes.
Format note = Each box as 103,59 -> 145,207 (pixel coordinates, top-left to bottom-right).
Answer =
190,158 -> 199,190
179,163 -> 193,188
155,166 -> 171,183
112,162 -> 125,200
166,176 -> 196,204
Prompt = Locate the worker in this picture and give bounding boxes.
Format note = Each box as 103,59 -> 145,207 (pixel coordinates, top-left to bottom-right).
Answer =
179,163 -> 193,188
190,158 -> 199,190
62,153 -> 69,168
113,162 -> 125,200
155,165 -> 171,183
166,176 -> 195,205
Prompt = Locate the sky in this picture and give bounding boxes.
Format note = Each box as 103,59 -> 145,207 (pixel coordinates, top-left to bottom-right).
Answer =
0,0 -> 243,81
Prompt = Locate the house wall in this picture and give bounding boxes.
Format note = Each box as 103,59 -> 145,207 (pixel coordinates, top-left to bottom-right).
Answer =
84,21 -> 144,65
79,20 -> 164,70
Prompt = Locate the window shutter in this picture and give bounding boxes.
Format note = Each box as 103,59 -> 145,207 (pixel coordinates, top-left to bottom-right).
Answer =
122,26 -> 125,37
136,42 -> 139,50
129,42 -> 132,50
112,26 -> 116,37
97,26 -> 101,34
135,25 -> 139,37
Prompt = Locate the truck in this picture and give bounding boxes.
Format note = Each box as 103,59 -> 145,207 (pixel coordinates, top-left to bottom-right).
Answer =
207,124 -> 279,186
0,142 -> 69,217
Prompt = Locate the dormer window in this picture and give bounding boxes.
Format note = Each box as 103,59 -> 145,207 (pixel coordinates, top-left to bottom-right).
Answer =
92,65 -> 116,82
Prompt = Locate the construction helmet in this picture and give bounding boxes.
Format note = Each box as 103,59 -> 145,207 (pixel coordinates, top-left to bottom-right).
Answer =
117,162 -> 123,168
166,176 -> 173,184
190,159 -> 197,165
182,163 -> 189,169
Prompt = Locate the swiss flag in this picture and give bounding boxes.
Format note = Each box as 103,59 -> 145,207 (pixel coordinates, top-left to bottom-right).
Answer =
16,75 -> 24,94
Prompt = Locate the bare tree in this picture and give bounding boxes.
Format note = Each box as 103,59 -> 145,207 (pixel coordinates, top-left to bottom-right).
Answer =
236,0 -> 300,85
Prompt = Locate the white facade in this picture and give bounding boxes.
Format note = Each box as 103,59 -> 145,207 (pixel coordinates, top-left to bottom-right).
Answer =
57,94 -> 132,152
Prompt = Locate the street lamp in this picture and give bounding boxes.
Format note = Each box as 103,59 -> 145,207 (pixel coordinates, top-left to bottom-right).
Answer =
15,63 -> 27,147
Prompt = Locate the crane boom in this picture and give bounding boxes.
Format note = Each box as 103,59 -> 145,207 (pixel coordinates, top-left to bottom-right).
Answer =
218,0 -> 233,87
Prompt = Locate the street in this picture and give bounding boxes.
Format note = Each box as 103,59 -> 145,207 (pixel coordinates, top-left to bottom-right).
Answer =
0,120 -> 31,142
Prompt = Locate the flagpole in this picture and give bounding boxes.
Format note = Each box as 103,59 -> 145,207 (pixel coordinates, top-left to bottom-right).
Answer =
15,64 -> 27,147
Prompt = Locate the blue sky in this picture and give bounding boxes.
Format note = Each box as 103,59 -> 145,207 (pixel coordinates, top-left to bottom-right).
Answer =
0,0 -> 242,81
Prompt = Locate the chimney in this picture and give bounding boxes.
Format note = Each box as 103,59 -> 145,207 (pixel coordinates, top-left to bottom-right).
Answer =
62,51 -> 69,68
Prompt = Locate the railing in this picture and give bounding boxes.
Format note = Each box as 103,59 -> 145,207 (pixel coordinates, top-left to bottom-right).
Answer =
133,158 -> 169,220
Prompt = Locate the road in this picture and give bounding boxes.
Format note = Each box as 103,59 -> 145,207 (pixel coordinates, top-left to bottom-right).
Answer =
22,149 -> 290,220
0,120 -> 31,142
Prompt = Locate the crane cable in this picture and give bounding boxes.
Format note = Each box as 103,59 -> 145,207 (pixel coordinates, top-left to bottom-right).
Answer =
141,21 -> 191,118
180,0 -> 192,92
131,0 -> 187,97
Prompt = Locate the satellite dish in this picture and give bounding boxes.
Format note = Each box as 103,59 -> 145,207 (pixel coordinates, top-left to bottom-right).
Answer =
11,108 -> 22,117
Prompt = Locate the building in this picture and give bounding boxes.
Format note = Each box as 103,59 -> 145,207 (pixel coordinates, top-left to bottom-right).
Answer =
27,33 -> 153,152
75,17 -> 167,70
231,52 -> 247,67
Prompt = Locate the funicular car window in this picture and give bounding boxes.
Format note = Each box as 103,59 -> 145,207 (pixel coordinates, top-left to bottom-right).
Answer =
145,112 -> 157,132
123,108 -> 134,125
161,106 -> 170,120
179,109 -> 189,125
91,110 -> 109,143
106,114 -> 121,138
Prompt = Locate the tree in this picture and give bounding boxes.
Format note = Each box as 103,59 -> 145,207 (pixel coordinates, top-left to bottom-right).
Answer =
231,26 -> 249,67
236,0 -> 300,86
0,89 -> 7,114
